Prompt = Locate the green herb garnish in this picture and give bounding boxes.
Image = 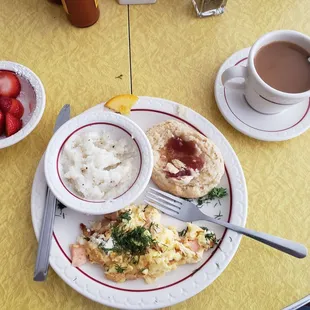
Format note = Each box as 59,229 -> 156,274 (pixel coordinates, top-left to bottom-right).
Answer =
57,202 -> 67,211
143,205 -> 150,212
201,227 -> 217,246
178,227 -> 188,237
207,187 -> 227,199
111,225 -> 157,256
149,222 -> 159,232
119,211 -> 131,222
214,210 -> 223,220
197,187 -> 227,206
131,256 -> 140,264
115,264 -> 126,273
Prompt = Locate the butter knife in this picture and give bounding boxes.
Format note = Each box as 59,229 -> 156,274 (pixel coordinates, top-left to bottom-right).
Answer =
34,104 -> 71,281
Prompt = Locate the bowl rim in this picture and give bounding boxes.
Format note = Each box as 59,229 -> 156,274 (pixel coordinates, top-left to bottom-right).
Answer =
0,61 -> 46,149
44,111 -> 154,215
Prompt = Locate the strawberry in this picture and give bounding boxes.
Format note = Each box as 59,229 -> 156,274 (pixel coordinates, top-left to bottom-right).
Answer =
0,70 -> 21,98
5,113 -> 22,137
0,96 -> 12,113
0,110 -> 4,136
8,98 -> 24,119
0,97 -> 24,119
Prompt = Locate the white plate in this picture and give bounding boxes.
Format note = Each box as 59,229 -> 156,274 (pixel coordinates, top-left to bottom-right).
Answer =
31,97 -> 248,309
0,61 -> 45,149
214,48 -> 310,142
44,111 -> 153,215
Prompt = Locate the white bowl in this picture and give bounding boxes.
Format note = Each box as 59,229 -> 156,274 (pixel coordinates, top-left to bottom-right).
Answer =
0,61 -> 46,149
44,111 -> 153,215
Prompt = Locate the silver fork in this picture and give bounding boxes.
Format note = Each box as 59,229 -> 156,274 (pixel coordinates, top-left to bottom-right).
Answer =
144,187 -> 307,259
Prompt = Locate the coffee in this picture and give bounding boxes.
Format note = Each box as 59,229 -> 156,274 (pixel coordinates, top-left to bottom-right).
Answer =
254,41 -> 310,93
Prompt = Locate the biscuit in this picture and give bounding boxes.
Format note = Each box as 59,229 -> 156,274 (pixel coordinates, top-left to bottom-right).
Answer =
147,120 -> 224,198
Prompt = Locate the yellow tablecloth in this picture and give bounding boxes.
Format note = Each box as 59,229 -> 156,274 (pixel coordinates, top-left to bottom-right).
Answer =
0,0 -> 309,309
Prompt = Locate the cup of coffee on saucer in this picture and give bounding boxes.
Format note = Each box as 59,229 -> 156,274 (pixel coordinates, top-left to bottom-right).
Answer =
214,30 -> 310,142
221,30 -> 310,115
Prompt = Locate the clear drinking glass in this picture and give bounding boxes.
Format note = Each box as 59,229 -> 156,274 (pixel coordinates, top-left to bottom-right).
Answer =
192,0 -> 227,17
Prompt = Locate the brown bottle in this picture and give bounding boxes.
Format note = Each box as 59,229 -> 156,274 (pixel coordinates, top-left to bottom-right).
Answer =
61,0 -> 100,28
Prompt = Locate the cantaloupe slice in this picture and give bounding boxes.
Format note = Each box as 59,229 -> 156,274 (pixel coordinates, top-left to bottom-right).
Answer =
105,94 -> 139,115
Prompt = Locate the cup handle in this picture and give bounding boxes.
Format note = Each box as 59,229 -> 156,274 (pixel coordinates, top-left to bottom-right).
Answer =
221,66 -> 248,90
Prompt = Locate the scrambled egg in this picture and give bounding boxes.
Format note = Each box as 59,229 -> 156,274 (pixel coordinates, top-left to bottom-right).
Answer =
72,205 -> 216,283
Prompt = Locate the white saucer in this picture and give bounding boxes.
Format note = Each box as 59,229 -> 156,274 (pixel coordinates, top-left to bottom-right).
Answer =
214,48 -> 310,142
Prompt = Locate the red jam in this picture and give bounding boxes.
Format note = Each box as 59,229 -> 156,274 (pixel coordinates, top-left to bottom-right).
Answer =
165,136 -> 204,178
166,137 -> 197,156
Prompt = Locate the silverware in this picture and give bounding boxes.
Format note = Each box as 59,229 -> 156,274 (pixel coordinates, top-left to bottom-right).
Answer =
33,104 -> 71,281
145,187 -> 308,259
283,294 -> 310,310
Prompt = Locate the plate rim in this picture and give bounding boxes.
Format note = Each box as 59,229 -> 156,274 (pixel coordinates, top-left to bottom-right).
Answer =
214,48 -> 310,142
31,96 -> 248,309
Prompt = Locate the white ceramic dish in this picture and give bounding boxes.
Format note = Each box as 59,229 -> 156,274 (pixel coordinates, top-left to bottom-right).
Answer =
32,97 -> 248,309
0,61 -> 45,149
44,111 -> 153,215
214,48 -> 310,142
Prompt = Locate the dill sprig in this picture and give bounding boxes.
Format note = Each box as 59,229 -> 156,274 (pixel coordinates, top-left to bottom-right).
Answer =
119,210 -> 131,221
57,202 -> 67,211
197,187 -> 227,206
149,222 -> 159,233
178,227 -> 188,237
115,264 -> 126,273
201,227 -> 217,246
207,187 -> 227,199
110,225 -> 157,256
214,210 -> 223,220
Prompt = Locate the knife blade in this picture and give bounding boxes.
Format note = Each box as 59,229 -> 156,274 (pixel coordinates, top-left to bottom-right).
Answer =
34,104 -> 70,281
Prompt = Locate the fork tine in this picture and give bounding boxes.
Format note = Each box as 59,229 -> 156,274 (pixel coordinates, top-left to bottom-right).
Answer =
149,187 -> 184,204
144,199 -> 179,218
146,192 -> 181,209
145,194 -> 180,212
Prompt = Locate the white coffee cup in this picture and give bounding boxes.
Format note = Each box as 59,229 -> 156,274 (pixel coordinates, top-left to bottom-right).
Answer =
221,30 -> 310,115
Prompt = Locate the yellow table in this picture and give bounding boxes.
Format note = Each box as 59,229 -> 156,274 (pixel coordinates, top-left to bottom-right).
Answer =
0,0 -> 309,309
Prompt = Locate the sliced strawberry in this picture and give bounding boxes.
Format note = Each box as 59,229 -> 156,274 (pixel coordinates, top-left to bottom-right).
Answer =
8,98 -> 24,119
0,110 -> 4,136
5,113 -> 22,137
0,96 -> 12,113
0,71 -> 21,98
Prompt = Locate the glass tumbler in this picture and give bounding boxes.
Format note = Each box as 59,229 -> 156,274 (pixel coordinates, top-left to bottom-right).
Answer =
192,0 -> 227,17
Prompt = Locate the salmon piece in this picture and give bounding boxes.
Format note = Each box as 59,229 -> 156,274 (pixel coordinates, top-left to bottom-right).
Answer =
70,244 -> 87,267
105,211 -> 119,221
188,240 -> 200,252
